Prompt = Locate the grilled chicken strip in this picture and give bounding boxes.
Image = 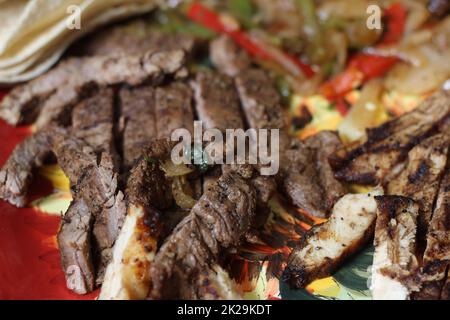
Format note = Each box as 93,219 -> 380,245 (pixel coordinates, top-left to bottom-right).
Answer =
0,50 -> 186,127
283,188 -> 383,288
148,165 -> 257,299
371,196 -> 420,300
414,167 -> 450,299
387,134 -> 449,238
331,89 -> 450,185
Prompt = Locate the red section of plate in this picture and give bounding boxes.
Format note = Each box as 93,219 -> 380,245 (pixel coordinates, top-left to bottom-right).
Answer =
0,110 -> 97,300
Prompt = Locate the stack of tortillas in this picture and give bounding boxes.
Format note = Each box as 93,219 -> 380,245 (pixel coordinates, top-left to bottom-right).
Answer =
0,0 -> 160,84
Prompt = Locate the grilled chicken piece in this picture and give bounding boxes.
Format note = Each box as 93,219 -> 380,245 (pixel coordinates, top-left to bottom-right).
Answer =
283,188 -> 383,288
414,168 -> 450,300
148,165 -> 257,299
99,140 -> 174,300
387,134 -> 449,238
371,196 -> 420,300
0,50 -> 186,127
331,89 -> 450,185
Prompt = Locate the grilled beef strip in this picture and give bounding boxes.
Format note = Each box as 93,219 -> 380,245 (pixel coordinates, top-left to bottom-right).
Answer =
72,87 -> 119,168
0,131 -> 53,207
210,35 -> 252,78
371,196 -> 420,300
0,49 -> 187,127
234,68 -> 345,217
283,188 -> 383,288
283,131 -> 347,218
155,82 -> 194,139
77,19 -> 196,57
414,166 -> 450,300
330,89 -> 450,185
50,128 -> 126,291
148,165 -> 257,299
119,85 -> 157,170
387,134 -> 449,238
192,71 -> 245,132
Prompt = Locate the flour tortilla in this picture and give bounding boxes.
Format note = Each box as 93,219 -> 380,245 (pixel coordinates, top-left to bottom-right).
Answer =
0,0 -> 161,84
0,1 -> 159,83
0,0 -> 159,68
0,0 -> 160,83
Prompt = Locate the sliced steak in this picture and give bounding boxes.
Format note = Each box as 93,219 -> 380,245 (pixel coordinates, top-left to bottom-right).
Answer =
155,82 -> 194,139
50,128 -> 126,289
387,134 -> 449,238
58,198 -> 95,294
149,166 -> 257,299
331,89 -> 450,185
1,50 -> 187,127
210,35 -> 251,77
78,19 -> 195,57
72,88 -> 119,167
235,68 -> 287,131
0,131 -> 52,207
192,71 -> 244,131
283,131 -> 346,217
119,85 -> 157,170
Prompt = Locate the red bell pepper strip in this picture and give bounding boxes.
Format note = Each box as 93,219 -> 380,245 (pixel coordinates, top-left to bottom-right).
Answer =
319,2 -> 406,99
381,2 -> 407,45
187,2 -> 315,78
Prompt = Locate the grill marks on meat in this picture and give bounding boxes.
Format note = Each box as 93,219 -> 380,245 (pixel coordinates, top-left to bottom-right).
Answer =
331,90 -> 450,185
283,188 -> 383,288
155,82 -> 194,138
387,134 -> 449,238
0,131 -> 52,207
371,196 -> 420,300
192,71 -> 244,131
149,167 -> 257,299
415,168 -> 450,299
283,131 -> 346,218
119,86 -> 157,170
78,19 -> 196,57
0,50 -> 187,127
